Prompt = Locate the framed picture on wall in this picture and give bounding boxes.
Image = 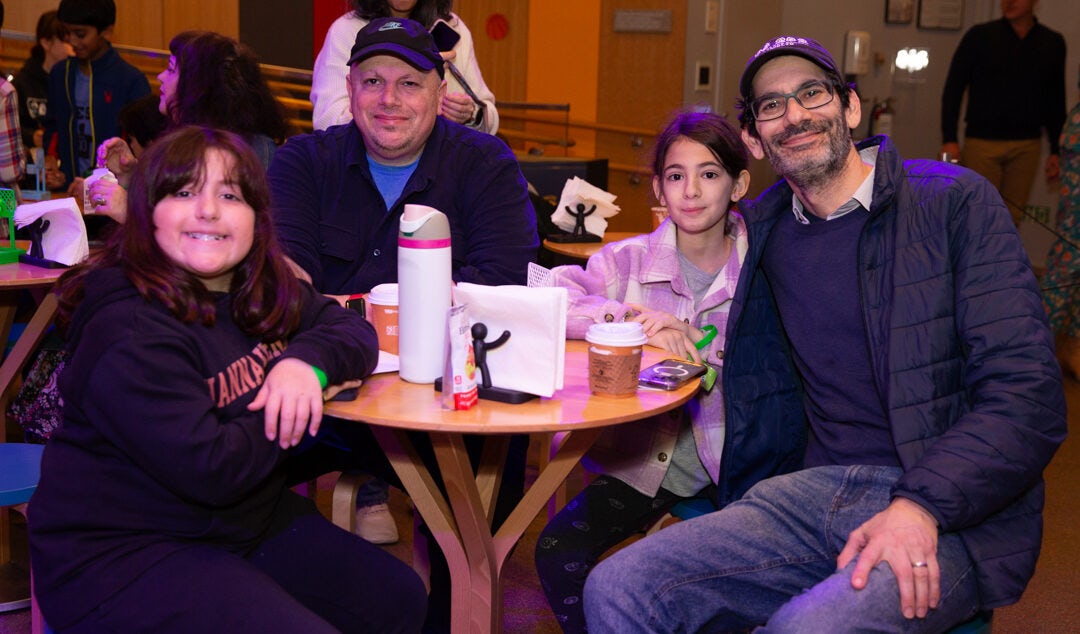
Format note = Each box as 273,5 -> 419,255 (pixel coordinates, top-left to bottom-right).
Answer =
885,0 -> 916,25
918,0 -> 964,31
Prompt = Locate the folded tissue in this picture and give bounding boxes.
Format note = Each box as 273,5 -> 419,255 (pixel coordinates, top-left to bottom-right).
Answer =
550,176 -> 620,240
15,198 -> 90,266
452,283 -> 568,397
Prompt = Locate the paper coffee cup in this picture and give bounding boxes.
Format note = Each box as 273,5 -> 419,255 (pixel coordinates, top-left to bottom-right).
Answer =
83,167 -> 118,214
585,322 -> 647,397
368,283 -> 399,355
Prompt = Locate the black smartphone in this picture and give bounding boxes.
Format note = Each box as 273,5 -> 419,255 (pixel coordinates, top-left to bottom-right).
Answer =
431,20 -> 461,52
638,359 -> 708,391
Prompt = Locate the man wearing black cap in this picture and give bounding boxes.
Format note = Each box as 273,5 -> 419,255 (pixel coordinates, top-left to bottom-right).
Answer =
269,17 -> 537,294
583,35 -> 1065,633
268,17 -> 535,631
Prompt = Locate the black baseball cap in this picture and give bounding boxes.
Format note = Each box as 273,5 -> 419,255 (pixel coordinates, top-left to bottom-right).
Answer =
347,17 -> 445,79
739,35 -> 844,104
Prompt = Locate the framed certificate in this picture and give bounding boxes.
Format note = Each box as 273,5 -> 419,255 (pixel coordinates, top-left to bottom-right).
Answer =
918,0 -> 964,31
885,0 -> 916,25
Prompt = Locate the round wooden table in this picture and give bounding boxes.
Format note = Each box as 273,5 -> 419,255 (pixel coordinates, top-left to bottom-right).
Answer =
325,341 -> 696,633
541,231 -> 640,262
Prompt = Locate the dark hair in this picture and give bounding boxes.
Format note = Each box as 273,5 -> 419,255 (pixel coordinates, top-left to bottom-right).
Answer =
56,126 -> 302,341
166,31 -> 290,143
351,0 -> 453,29
56,0 -> 116,31
118,94 -> 168,150
651,110 -> 749,180
31,11 -> 70,59
737,76 -> 855,139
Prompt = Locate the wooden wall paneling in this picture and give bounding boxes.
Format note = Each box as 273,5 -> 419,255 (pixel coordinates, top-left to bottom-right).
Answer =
4,0 -> 63,35
454,0 -> 529,105
596,0 -> 686,232
114,0 -> 165,50
164,0 -> 240,41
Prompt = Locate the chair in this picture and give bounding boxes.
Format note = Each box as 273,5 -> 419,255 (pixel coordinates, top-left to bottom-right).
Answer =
0,443 -> 49,634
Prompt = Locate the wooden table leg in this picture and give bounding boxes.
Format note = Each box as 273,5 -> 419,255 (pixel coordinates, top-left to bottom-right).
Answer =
493,428 -> 600,568
372,427 -> 603,634
368,427 -> 473,630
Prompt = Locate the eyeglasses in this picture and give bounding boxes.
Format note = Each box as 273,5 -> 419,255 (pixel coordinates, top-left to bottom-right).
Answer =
750,81 -> 835,121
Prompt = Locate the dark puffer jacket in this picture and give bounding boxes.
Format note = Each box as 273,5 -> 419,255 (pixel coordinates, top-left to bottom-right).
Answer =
721,135 -> 1066,609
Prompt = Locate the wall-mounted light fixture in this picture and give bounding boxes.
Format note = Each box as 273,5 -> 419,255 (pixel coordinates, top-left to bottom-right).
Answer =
894,47 -> 929,83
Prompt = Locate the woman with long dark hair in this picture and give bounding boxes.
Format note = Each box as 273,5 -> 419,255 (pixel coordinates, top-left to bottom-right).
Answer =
90,31 -> 291,222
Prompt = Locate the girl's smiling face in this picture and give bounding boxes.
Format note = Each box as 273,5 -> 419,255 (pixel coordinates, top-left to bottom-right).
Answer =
152,148 -> 255,292
654,137 -> 749,238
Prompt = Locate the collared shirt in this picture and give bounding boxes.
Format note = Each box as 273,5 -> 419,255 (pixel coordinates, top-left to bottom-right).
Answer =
791,145 -> 879,223
0,79 -> 26,187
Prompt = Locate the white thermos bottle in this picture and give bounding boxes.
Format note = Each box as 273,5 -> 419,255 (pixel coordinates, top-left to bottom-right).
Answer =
397,204 -> 452,383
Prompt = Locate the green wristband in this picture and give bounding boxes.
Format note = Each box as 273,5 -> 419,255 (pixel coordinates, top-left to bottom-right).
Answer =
311,365 -> 328,389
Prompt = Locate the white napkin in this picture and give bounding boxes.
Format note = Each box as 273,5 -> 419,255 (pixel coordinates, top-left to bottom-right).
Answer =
373,350 -> 400,374
550,176 -> 620,238
453,283 -> 567,397
14,198 -> 90,266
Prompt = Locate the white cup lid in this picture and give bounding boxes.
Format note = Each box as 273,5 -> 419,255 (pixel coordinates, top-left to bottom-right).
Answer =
368,283 -> 399,305
585,322 -> 647,346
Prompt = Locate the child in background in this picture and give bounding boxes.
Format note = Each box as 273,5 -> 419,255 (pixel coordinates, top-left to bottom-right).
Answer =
44,0 -> 150,192
117,94 -> 167,158
13,11 -> 73,152
13,10 -> 72,193
534,110 -> 750,633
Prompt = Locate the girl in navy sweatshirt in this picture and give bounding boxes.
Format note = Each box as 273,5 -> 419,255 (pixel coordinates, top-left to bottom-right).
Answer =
29,125 -> 426,633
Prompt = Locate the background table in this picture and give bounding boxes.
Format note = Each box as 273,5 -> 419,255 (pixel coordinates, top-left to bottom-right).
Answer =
541,231 -> 639,262
0,263 -> 63,443
325,341 -> 696,633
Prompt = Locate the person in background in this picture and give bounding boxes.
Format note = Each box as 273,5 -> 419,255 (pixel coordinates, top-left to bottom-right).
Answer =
269,18 -> 535,631
0,1 -> 26,197
91,30 -> 290,223
940,0 -> 1066,226
44,0 -> 150,191
535,110 -> 768,633
116,94 -> 167,158
12,10 -> 71,193
12,11 -> 72,153
1043,69 -> 1080,378
28,125 -> 427,634
312,0 -> 498,133
584,34 -> 1066,633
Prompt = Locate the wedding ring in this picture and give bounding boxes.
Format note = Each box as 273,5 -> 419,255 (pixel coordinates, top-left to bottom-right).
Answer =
94,197 -> 106,206
912,561 -> 928,568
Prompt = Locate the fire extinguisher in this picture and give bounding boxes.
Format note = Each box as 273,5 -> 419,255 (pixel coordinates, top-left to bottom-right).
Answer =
870,97 -> 894,137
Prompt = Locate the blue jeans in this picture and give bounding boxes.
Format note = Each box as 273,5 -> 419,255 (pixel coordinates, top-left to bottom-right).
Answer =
584,466 -> 980,633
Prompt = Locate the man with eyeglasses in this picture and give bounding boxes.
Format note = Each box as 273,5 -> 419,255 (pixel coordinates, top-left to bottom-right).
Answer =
583,35 -> 1065,633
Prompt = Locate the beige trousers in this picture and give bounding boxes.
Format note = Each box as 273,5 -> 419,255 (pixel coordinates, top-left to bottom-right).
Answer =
962,137 -> 1042,226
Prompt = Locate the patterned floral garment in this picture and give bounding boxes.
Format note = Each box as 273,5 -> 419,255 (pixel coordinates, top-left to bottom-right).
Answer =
1043,102 -> 1080,338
